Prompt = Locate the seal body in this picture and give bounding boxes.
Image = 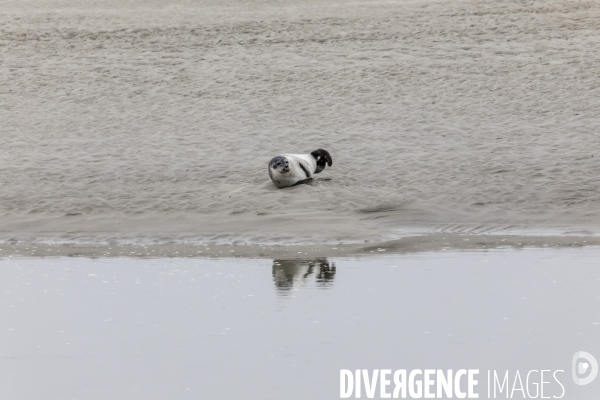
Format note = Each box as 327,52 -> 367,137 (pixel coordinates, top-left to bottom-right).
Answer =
268,148 -> 333,188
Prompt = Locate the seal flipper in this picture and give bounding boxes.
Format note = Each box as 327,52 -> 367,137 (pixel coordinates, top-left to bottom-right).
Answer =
310,148 -> 333,174
299,162 -> 312,178
292,177 -> 314,186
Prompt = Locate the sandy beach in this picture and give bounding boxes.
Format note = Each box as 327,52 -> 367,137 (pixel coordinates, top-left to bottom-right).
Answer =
2,0 -> 600,247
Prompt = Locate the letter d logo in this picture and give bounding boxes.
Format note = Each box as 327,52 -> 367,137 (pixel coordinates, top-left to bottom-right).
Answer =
572,351 -> 598,385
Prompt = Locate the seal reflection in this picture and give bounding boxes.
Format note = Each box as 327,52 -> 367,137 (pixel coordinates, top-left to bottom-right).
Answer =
272,258 -> 336,295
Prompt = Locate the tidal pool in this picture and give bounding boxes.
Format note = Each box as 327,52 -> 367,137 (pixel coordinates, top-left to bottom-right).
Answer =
1,248 -> 599,399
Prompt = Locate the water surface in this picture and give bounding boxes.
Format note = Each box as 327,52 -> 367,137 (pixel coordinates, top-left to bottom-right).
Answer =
1,248 -> 599,399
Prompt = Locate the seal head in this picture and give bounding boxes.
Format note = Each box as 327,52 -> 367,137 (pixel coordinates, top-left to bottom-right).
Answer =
268,156 -> 290,176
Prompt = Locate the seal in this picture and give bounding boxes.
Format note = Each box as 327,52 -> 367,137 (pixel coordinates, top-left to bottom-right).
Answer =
268,148 -> 333,188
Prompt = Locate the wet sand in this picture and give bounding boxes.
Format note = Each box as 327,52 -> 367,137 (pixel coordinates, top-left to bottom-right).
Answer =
2,0 -> 600,246
1,232 -> 600,258
1,249 -> 599,399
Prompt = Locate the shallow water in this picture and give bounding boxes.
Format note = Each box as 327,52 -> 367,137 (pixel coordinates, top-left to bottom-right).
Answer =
1,248 -> 599,399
